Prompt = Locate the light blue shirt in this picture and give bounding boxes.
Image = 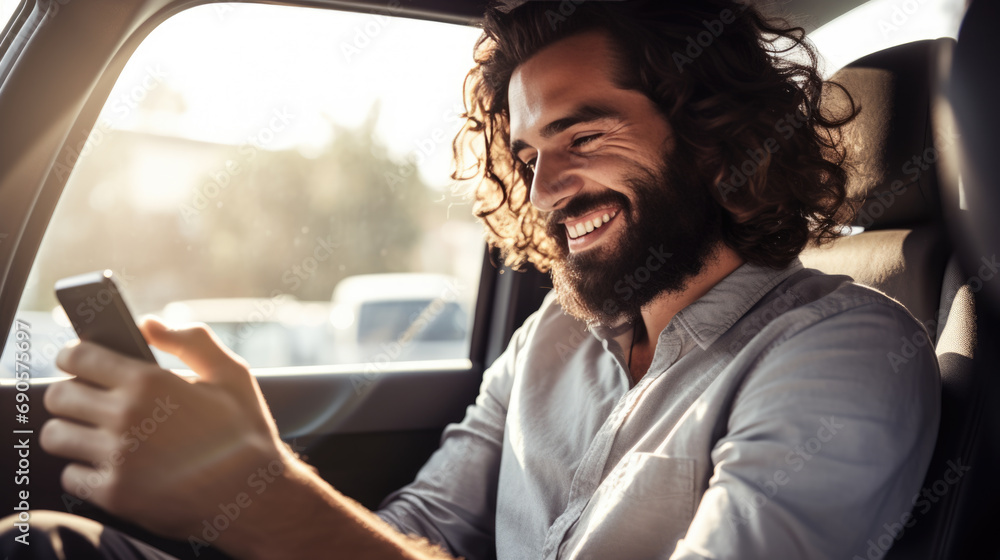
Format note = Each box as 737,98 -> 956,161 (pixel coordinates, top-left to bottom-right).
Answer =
376,258 -> 940,559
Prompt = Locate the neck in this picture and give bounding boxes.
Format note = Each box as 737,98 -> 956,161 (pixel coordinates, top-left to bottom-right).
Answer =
622,243 -> 745,381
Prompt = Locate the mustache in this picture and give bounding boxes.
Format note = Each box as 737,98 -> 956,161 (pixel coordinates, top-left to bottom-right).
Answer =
543,190 -> 631,229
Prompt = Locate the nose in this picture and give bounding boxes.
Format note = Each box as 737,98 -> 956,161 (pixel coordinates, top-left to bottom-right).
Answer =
528,151 -> 583,212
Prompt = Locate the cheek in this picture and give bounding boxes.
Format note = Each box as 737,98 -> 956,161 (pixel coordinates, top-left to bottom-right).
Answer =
576,155 -> 649,200
584,142 -> 662,172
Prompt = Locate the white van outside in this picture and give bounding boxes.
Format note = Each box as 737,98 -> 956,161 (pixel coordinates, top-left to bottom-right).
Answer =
328,273 -> 469,366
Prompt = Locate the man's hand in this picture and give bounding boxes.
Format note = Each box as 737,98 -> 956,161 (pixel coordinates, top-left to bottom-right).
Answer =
40,317 -> 289,540
41,317 -> 455,560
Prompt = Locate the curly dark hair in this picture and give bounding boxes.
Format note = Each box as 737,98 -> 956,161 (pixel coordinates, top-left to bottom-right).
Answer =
452,0 -> 859,272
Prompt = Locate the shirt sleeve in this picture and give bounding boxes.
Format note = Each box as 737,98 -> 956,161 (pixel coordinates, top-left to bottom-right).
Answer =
375,297 -> 546,560
670,302 -> 941,559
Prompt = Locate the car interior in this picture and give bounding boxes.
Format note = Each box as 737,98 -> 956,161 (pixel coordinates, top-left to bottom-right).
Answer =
0,0 -> 997,558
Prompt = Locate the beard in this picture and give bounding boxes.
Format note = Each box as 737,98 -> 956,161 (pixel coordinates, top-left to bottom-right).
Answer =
546,147 -> 724,327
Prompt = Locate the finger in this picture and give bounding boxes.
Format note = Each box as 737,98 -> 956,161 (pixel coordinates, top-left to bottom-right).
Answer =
61,462 -> 111,506
44,378 -> 118,426
140,316 -> 250,387
56,341 -> 155,390
40,418 -> 110,465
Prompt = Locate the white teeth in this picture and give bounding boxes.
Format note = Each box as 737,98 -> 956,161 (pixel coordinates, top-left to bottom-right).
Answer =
567,211 -> 617,240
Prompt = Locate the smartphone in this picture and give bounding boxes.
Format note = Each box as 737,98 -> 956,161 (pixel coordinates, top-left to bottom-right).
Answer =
54,270 -> 158,364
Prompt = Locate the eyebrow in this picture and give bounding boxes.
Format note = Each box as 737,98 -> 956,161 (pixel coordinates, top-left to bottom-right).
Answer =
510,103 -> 625,158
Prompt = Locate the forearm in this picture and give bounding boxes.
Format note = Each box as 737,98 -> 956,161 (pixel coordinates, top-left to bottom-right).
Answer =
214,451 -> 456,560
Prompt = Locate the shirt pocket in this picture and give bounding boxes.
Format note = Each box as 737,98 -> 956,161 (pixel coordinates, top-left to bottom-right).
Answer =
561,454 -> 697,559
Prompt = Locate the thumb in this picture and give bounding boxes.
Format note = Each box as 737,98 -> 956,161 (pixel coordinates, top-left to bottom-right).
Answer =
140,315 -> 251,388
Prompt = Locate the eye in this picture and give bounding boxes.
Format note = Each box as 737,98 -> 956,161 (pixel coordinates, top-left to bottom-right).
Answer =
571,133 -> 603,148
525,158 -> 537,172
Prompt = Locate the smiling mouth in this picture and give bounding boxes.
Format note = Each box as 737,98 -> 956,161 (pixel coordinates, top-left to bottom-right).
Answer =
565,210 -> 618,240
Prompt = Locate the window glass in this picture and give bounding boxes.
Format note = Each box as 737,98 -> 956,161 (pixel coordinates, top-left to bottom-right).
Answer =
0,3 -> 485,377
808,0 -> 966,75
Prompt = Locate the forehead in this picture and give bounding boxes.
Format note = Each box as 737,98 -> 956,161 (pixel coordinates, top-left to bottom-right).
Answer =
508,31 -> 623,138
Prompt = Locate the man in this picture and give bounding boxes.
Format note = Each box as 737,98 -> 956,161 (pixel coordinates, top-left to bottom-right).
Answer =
2,1 -> 939,559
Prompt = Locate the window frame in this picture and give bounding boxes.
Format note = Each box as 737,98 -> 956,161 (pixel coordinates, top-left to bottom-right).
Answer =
0,0 -> 32,67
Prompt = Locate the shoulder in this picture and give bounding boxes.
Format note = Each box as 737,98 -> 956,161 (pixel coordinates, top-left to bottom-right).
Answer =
479,288 -> 597,394
749,267 -> 931,354
731,268 -> 940,426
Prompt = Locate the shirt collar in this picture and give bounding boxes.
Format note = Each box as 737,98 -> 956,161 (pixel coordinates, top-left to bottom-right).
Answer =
673,257 -> 804,349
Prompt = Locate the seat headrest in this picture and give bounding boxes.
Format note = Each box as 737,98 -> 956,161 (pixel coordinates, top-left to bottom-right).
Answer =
828,39 -> 954,230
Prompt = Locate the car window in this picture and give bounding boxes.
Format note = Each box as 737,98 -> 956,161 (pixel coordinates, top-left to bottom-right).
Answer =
358,300 -> 465,342
0,3 -> 485,377
808,0 -> 965,75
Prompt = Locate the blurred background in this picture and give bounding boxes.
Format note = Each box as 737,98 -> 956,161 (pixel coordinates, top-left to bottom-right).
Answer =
0,3 -> 485,376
